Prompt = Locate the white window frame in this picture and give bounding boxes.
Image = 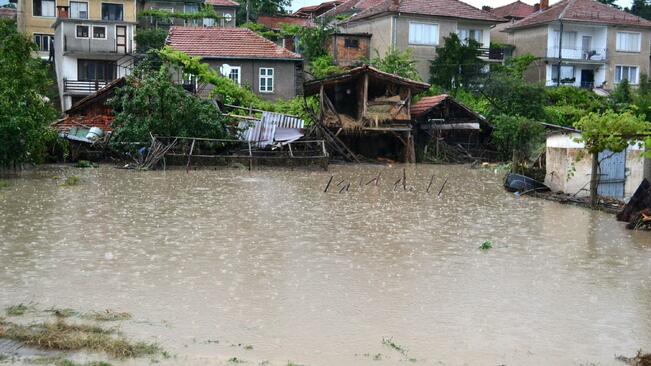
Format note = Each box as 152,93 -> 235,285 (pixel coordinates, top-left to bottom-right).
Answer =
228,66 -> 241,85
92,25 -> 107,39
75,24 -> 90,39
458,28 -> 483,46
259,67 -> 274,93
184,3 -> 199,26
69,1 -> 88,19
615,65 -> 639,84
33,0 -> 56,17
616,31 -> 641,52
33,33 -> 53,52
408,22 -> 439,46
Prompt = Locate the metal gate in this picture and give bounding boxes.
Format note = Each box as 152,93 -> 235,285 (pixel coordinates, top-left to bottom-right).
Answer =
597,150 -> 626,198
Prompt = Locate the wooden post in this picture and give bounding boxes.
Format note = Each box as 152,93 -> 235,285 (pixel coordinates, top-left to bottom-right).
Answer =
248,141 -> 253,171
404,131 -> 416,163
186,138 -> 195,173
362,73 -> 369,120
319,84 -> 325,125
590,151 -> 599,208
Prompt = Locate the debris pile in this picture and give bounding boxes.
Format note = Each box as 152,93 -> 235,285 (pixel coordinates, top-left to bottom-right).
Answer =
617,179 -> 651,230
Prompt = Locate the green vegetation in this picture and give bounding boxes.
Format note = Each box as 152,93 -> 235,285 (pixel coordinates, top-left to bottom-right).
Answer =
0,318 -> 161,358
0,19 -> 58,168
140,5 -> 223,22
479,241 -> 493,250
134,28 -> 168,53
381,337 -> 407,355
75,160 -> 97,168
491,115 -> 546,164
6,303 -> 35,316
371,48 -> 422,81
109,64 -> 229,144
309,55 -> 344,79
236,0 -> 290,24
430,33 -> 484,90
62,176 -> 80,187
26,357 -> 113,366
81,310 -> 132,322
0,180 -> 9,189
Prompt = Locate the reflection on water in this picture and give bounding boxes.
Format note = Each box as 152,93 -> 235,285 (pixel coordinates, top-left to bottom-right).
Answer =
0,164 -> 650,365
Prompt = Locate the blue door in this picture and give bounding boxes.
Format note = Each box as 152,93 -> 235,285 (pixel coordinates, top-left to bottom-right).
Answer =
597,150 -> 626,198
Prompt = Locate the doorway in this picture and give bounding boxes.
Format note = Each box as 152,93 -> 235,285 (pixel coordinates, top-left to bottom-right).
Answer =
116,26 -> 127,54
580,69 -> 595,89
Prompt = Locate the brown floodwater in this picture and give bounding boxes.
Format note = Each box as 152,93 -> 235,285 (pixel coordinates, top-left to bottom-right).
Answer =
0,164 -> 650,366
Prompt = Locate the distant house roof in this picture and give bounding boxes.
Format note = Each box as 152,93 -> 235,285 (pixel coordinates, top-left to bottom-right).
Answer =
166,27 -> 302,60
0,7 -> 16,19
506,0 -> 651,30
490,1 -> 534,20
303,65 -> 430,96
294,0 -> 343,17
257,15 -> 314,31
204,0 -> 239,7
333,0 -> 503,23
411,94 -> 487,122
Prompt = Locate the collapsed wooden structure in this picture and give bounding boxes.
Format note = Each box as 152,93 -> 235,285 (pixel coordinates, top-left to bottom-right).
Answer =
304,65 -> 430,162
618,178 -> 651,230
410,94 -> 494,162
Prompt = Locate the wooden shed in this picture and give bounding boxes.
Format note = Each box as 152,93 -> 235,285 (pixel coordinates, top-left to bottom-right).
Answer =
304,65 -> 430,162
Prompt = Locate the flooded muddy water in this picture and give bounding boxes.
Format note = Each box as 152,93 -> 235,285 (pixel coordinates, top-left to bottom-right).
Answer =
1,164 -> 650,365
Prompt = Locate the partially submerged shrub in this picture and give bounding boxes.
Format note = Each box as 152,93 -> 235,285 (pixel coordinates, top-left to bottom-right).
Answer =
5,303 -> 35,316
81,310 -> 132,322
61,176 -> 80,187
0,180 -> 9,189
75,160 -> 97,168
0,318 -> 160,358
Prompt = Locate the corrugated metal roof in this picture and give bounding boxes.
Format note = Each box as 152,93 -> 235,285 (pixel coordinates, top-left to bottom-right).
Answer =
238,112 -> 305,147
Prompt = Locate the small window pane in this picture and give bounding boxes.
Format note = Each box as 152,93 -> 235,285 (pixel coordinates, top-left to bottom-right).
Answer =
76,25 -> 89,38
92,26 -> 106,39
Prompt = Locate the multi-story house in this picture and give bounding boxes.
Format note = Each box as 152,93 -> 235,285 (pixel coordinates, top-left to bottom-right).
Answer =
16,0 -> 59,59
503,0 -> 651,90
51,0 -> 136,110
332,0 -> 504,82
137,0 -> 238,29
487,0 -> 534,45
166,27 -> 304,100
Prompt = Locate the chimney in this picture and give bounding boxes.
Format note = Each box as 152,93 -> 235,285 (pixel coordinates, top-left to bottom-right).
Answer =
57,6 -> 68,19
533,3 -> 540,12
540,0 -> 549,10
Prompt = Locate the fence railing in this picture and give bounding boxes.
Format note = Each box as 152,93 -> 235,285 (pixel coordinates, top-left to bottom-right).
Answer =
546,47 -> 608,61
63,79 -> 109,94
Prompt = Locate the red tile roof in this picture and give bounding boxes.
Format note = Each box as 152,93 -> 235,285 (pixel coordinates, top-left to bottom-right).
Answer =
507,0 -> 651,30
54,115 -> 115,133
167,27 -> 302,60
257,15 -> 314,31
294,0 -> 343,16
341,0 -> 503,23
490,1 -> 534,19
411,95 -> 449,118
204,0 -> 239,7
0,7 -> 17,19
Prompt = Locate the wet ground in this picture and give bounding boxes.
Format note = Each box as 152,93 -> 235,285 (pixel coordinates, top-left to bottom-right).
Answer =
0,164 -> 650,365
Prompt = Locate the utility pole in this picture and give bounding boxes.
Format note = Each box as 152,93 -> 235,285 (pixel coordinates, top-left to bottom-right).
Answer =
557,20 -> 563,87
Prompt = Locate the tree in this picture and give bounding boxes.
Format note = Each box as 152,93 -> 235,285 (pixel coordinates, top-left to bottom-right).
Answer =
309,55 -> 344,79
597,0 -> 621,8
574,110 -> 651,207
491,114 -> 546,165
237,0 -> 290,24
296,22 -> 335,63
629,0 -> 651,20
429,33 -> 484,90
370,47 -> 422,81
134,28 -> 168,53
0,19 -> 58,168
477,71 -> 547,120
609,79 -> 634,111
109,65 -> 228,144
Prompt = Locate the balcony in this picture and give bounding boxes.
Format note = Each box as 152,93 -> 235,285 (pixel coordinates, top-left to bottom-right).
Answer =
546,47 -> 608,62
478,47 -> 505,62
63,79 -> 109,94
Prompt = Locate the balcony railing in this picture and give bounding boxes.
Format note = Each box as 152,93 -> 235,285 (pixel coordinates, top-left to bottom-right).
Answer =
547,47 -> 608,61
63,79 -> 109,94
479,47 -> 505,61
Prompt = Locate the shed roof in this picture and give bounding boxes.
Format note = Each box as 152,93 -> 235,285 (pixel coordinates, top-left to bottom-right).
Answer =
411,94 -> 487,125
303,65 -> 430,96
335,0 -> 503,23
506,0 -> 651,30
66,77 -> 126,115
294,0 -> 343,16
166,27 -> 302,60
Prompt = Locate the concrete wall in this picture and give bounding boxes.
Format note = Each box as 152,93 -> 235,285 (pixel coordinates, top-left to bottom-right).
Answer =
491,20 -> 516,46
545,133 -> 648,199
340,14 -> 394,58
203,58 -> 302,100
606,26 -> 651,88
59,19 -> 136,54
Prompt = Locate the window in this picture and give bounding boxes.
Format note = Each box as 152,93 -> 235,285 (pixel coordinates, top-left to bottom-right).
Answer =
33,34 -> 53,52
344,38 -> 359,49
259,68 -> 274,93
184,3 -> 199,25
228,66 -> 241,85
616,32 -> 641,52
615,65 -> 639,84
552,30 -> 577,49
203,17 -> 215,27
409,22 -> 438,45
101,3 -> 123,20
551,65 -> 575,82
92,26 -> 106,39
70,1 -> 88,19
77,59 -> 116,81
33,0 -> 55,17
458,28 -> 483,46
76,25 -> 89,38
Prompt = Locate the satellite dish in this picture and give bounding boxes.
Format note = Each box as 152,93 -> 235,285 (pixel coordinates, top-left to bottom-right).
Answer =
220,64 -> 232,77
224,13 -> 232,22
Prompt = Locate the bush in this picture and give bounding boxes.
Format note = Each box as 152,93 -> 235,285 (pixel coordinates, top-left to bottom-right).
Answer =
371,47 -> 422,81
491,114 -> 546,162
309,55 -> 344,79
134,28 -> 168,53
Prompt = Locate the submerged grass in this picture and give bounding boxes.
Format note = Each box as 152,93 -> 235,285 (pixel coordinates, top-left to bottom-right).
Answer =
5,303 -> 36,316
61,176 -> 80,187
0,318 -> 160,359
479,241 -> 493,251
0,180 -> 9,189
81,310 -> 132,322
26,356 -> 113,366
381,337 -> 407,355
